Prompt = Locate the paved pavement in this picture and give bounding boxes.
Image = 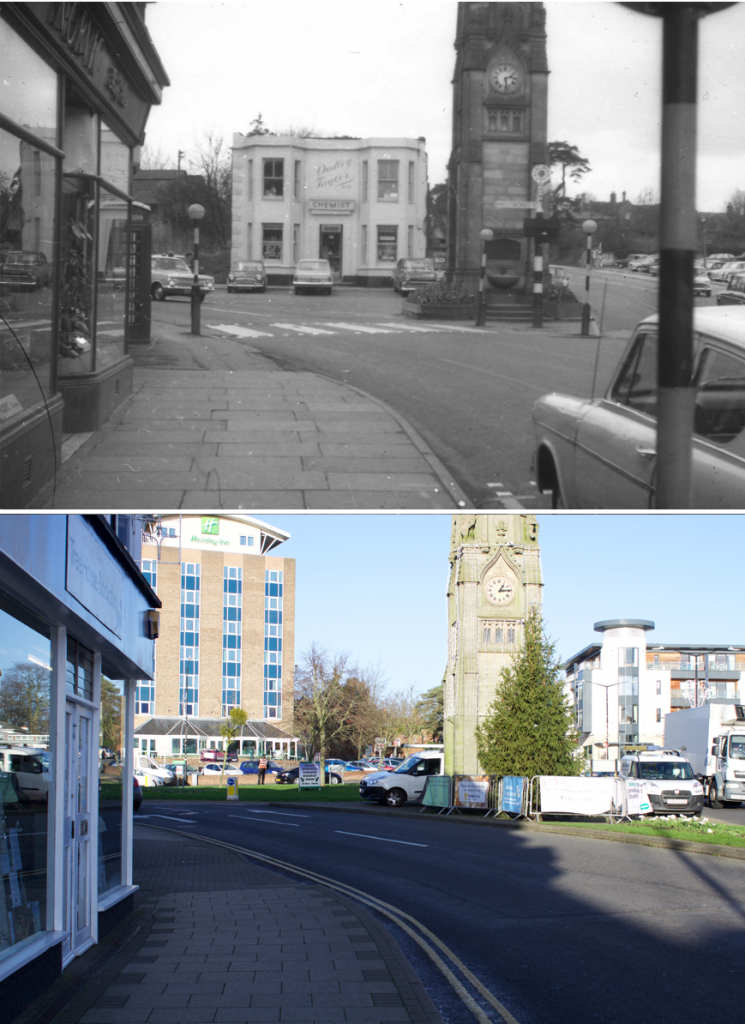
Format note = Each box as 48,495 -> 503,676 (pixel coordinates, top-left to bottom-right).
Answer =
38,319 -> 470,510
17,824 -> 444,1024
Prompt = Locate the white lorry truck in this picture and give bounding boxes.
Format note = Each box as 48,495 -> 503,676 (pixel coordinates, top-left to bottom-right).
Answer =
663,701 -> 745,809
358,749 -> 445,807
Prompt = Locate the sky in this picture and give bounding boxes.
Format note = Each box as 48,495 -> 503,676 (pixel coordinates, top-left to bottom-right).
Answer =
257,513 -> 745,696
143,1 -> 745,213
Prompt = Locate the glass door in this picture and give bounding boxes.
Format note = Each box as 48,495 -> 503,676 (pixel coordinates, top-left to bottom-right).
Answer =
62,700 -> 94,962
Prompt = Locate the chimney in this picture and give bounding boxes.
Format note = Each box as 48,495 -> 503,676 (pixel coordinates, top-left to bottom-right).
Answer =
610,192 -> 617,210
622,191 -> 627,202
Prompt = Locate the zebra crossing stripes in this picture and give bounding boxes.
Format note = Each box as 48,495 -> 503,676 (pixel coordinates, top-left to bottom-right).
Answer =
207,324 -> 273,338
320,322 -> 395,334
209,320 -> 479,341
270,323 -> 337,335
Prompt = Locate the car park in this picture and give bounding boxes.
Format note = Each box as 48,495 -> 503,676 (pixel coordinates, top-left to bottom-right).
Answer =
200,763 -> 229,775
533,306 -> 745,508
709,261 -> 740,283
0,250 -> 52,290
721,261 -> 745,287
717,273 -> 745,306
293,259 -> 333,295
391,258 -> 438,294
238,759 -> 284,775
275,765 -> 343,785
150,254 -> 214,301
345,760 -> 378,772
227,260 -> 267,293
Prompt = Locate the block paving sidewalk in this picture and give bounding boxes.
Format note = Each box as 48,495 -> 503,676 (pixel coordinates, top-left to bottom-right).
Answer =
47,826 -> 445,1024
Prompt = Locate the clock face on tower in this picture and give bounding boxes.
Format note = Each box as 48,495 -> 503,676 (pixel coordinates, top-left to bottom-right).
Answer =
485,576 -> 515,605
489,62 -> 521,94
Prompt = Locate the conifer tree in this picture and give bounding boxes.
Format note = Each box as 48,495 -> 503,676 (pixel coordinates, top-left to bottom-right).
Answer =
475,608 -> 583,777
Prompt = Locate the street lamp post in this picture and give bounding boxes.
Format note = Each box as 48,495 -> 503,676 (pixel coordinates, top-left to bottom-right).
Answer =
477,228 -> 494,326
701,217 -> 707,265
580,219 -> 597,336
187,204 -> 205,336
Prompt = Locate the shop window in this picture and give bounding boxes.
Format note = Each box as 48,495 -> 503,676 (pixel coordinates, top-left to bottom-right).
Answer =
378,160 -> 399,200
377,226 -> 397,264
0,20 -> 58,137
96,184 -> 128,373
58,175 -> 95,375
263,159 -> 284,197
98,678 -> 125,896
0,128 -> 57,420
263,224 -> 283,261
0,596 -> 52,961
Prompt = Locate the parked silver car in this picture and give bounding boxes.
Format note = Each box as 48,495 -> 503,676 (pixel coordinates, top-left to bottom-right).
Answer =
392,258 -> 437,294
533,306 -> 745,508
293,259 -> 333,295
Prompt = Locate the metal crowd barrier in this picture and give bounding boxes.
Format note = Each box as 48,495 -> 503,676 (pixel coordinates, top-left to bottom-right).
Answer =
528,775 -> 632,823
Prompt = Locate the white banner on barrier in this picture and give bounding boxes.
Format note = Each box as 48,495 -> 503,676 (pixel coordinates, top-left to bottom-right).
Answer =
454,776 -> 489,809
539,776 -> 614,815
625,780 -> 652,815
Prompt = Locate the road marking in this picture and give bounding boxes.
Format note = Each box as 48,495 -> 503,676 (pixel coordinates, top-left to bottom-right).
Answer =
335,830 -> 428,847
208,324 -> 273,338
229,809 -> 311,818
320,322 -> 395,334
137,814 -> 197,824
271,323 -> 337,335
228,814 -> 300,826
374,321 -> 462,333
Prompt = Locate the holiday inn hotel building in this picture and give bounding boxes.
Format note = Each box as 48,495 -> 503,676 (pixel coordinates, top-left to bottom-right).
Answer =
134,514 -> 298,757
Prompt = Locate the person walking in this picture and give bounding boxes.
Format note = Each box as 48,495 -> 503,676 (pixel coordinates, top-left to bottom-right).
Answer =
257,754 -> 267,785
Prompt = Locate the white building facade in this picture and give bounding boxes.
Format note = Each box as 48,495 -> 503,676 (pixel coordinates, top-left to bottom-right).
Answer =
565,619 -> 745,764
230,135 -> 429,285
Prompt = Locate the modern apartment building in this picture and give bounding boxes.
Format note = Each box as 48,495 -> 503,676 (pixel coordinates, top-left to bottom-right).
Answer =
133,514 -> 299,758
565,619 -> 745,761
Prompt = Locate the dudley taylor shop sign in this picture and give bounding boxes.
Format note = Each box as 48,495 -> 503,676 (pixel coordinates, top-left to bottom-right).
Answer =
66,517 -> 124,637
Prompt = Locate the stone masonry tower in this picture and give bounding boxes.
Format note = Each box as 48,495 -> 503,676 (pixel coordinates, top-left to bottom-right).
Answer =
448,3 -> 549,292
445,514 -> 543,775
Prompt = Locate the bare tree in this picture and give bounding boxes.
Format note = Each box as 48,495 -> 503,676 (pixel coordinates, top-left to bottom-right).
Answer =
293,644 -> 364,784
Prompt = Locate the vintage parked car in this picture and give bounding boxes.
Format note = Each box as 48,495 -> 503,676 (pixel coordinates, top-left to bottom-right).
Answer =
227,260 -> 267,293
532,306 -> 745,508
693,270 -> 712,297
717,274 -> 745,306
0,250 -> 52,289
150,254 -> 214,301
392,258 -> 438,294
628,255 -> 656,272
293,258 -> 333,295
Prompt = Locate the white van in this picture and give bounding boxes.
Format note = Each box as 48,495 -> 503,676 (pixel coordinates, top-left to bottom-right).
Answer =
618,750 -> 704,817
134,754 -> 173,784
0,747 -> 51,801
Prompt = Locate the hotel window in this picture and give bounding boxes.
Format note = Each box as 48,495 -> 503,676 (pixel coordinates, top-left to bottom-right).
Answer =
294,160 -> 301,199
377,226 -> 397,264
408,161 -> 414,203
180,562 -> 200,716
222,566 -> 242,715
264,569 -> 284,719
141,559 -> 157,588
263,158 -> 284,197
263,223 -> 283,261
239,535 -> 255,547
362,161 -> 368,201
378,159 -> 399,200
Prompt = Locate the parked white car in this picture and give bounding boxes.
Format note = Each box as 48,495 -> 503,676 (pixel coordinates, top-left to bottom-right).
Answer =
134,768 -> 164,787
134,754 -> 173,783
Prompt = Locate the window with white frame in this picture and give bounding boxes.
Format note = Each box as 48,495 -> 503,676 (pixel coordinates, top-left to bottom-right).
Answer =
264,569 -> 283,719
180,562 -> 200,715
378,159 -> 399,200
377,226 -> 397,263
222,566 -> 242,716
263,223 -> 283,261
263,158 -> 284,197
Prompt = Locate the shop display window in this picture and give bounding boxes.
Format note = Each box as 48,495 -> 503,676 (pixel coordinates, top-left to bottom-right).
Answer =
96,186 -> 128,372
262,224 -> 283,261
58,175 -> 95,374
377,226 -> 397,264
0,129 -> 57,421
98,679 -> 125,897
0,598 -> 52,961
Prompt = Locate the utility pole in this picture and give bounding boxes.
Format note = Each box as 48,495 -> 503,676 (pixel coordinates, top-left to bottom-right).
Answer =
177,149 -> 185,246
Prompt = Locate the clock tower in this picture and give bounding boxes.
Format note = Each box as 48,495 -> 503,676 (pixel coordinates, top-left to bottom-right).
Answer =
448,3 -> 549,291
445,514 -> 543,776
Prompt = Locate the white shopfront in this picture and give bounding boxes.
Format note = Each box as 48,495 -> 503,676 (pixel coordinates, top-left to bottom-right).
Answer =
231,135 -> 429,286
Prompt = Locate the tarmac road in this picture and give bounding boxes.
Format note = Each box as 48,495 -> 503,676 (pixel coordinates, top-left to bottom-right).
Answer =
136,799 -> 745,1024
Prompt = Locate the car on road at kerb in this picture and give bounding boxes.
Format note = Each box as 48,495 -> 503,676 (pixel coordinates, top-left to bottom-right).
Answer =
275,765 -> 343,785
392,258 -> 438,295
150,254 -> 214,302
532,306 -> 745,508
293,259 -> 333,295
618,750 -> 704,817
227,260 -> 267,293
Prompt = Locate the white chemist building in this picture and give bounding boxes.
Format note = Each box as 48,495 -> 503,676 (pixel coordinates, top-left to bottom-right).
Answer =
0,515 -> 158,1019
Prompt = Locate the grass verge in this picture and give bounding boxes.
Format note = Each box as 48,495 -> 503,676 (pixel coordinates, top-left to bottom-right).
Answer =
139,783 -> 362,803
546,816 -> 745,848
